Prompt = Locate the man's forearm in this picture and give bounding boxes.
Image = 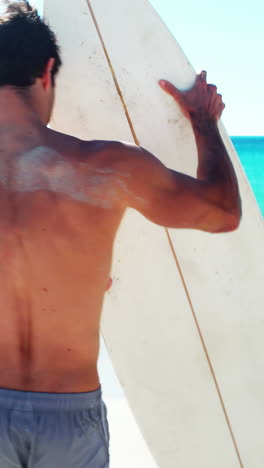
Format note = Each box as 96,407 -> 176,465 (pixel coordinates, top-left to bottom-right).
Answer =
191,117 -> 242,217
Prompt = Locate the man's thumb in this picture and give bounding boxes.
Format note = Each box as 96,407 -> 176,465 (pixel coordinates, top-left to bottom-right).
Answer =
159,80 -> 182,101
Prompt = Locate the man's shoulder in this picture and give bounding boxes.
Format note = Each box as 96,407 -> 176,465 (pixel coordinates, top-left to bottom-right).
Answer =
79,139 -> 141,169
80,139 -> 119,156
80,139 -> 130,156
48,129 -> 120,157
46,129 -> 141,167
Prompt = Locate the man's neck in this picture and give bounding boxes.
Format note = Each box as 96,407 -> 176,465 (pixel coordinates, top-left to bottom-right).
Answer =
0,87 -> 44,130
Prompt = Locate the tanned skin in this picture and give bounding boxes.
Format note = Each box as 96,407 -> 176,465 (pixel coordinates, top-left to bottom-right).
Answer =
0,60 -> 241,393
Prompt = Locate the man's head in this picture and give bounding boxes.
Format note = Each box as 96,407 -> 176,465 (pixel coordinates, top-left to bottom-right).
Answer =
0,0 -> 62,124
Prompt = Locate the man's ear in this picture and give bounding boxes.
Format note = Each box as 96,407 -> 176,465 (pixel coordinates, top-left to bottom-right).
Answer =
41,58 -> 55,91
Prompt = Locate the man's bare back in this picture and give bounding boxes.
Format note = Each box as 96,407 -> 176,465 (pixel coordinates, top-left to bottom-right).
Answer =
0,125 -> 129,393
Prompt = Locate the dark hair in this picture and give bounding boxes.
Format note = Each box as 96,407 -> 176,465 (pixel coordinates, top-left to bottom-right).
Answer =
0,1 -> 62,88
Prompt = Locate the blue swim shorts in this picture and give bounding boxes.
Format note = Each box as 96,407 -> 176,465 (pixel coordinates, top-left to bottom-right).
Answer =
0,386 -> 109,467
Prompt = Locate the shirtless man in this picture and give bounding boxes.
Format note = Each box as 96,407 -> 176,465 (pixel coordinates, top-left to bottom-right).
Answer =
0,2 -> 241,467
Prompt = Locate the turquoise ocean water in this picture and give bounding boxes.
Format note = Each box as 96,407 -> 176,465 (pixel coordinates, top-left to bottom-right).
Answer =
231,137 -> 264,216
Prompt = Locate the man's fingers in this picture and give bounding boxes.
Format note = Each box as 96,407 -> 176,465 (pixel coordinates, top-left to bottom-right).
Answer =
200,70 -> 207,81
196,70 -> 207,84
159,80 -> 182,99
217,94 -> 225,109
208,84 -> 217,94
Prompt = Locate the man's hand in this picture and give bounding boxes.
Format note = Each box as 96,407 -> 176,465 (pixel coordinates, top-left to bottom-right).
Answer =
159,71 -> 225,122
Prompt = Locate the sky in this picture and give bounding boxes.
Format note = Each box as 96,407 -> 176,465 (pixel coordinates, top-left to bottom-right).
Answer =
1,0 -> 264,136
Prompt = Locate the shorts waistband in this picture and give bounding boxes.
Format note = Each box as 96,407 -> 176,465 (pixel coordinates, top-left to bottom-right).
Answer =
0,386 -> 102,411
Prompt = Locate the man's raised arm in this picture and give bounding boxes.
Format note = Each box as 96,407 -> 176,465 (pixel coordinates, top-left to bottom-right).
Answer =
101,71 -> 242,233
159,70 -> 241,218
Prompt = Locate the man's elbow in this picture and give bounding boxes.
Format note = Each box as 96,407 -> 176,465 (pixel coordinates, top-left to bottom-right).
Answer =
222,213 -> 241,232
212,194 -> 242,233
212,210 -> 242,233
224,195 -> 242,232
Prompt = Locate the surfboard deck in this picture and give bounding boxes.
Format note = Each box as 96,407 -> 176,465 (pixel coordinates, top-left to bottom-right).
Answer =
44,1 -> 264,467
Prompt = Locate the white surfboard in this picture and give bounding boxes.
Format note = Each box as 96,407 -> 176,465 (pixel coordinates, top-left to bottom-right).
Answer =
44,1 -> 264,467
